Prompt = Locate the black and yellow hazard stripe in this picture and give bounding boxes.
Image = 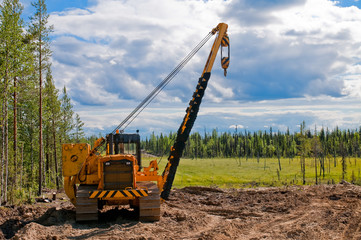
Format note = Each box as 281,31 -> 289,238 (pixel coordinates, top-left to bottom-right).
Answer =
89,189 -> 148,199
221,35 -> 229,47
221,57 -> 229,69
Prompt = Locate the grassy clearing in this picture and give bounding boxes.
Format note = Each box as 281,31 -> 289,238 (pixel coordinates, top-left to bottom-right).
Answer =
142,156 -> 361,188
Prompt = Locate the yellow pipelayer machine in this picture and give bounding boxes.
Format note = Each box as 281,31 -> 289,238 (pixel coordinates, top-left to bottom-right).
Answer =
62,23 -> 230,222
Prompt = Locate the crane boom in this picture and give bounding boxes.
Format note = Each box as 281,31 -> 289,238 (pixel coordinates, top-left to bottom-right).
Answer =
160,23 -> 229,199
62,23 -> 230,222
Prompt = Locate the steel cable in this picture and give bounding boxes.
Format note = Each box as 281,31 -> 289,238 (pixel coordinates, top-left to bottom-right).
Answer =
111,31 -> 214,134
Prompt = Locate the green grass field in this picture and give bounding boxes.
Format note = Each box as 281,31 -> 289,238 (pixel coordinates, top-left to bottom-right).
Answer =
142,156 -> 361,188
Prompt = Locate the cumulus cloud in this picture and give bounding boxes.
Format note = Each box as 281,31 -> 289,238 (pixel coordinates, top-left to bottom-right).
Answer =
43,0 -> 361,134
223,0 -> 306,26
49,0 -> 361,103
50,0 -> 229,107
222,0 -> 361,100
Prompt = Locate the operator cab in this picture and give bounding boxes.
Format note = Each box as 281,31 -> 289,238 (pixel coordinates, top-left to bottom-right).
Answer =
106,131 -> 142,167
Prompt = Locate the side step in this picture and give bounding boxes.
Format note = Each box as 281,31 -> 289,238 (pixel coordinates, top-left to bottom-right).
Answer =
137,182 -> 160,221
76,185 -> 98,222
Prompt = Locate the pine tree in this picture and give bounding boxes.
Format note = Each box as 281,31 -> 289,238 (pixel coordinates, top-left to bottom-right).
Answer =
28,0 -> 53,196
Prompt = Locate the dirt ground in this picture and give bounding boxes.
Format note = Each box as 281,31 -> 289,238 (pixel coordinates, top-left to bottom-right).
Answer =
1,183 -> 361,240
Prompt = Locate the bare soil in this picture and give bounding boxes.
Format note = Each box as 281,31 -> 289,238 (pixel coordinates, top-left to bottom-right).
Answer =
1,183 -> 361,239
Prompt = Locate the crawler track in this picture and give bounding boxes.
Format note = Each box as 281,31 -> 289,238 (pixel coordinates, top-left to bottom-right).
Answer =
137,182 -> 161,221
76,185 -> 98,222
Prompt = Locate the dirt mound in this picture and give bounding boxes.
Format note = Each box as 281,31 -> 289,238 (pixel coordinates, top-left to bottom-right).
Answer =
1,184 -> 361,239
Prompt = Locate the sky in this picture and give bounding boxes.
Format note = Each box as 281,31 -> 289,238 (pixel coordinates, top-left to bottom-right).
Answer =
19,0 -> 361,137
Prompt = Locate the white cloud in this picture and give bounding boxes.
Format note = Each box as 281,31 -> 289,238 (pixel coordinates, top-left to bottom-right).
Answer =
78,94 -> 361,136
44,0 -> 361,135
49,0 -> 231,108
229,124 -> 244,129
342,75 -> 361,98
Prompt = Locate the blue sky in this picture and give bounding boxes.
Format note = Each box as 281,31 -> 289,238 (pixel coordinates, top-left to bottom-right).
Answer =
46,0 -> 88,12
336,0 -> 361,7
20,0 -> 361,136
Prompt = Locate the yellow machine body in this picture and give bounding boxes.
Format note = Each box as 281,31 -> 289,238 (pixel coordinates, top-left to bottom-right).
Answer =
62,140 -> 163,221
62,143 -> 163,201
62,143 -> 90,177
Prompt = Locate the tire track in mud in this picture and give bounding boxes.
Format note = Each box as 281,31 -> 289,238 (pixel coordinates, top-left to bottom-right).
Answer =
342,202 -> 361,240
180,214 -> 224,239
2,184 -> 361,239
163,195 -> 228,239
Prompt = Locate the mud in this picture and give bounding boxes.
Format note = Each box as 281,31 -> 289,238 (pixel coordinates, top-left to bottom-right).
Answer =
1,183 -> 361,239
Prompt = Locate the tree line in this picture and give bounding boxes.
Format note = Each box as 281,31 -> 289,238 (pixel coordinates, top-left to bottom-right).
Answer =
143,122 -> 361,184
0,0 -> 85,205
143,122 -> 361,161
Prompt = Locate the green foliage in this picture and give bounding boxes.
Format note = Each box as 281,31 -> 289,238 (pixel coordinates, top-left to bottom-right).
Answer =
28,0 -> 53,69
59,86 -> 74,143
143,123 -> 361,160
73,113 -> 85,143
0,0 -> 85,204
143,121 -> 361,189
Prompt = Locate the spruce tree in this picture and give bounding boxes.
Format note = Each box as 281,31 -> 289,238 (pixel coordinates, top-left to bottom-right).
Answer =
43,66 -> 61,189
73,113 -> 85,143
60,86 -> 74,144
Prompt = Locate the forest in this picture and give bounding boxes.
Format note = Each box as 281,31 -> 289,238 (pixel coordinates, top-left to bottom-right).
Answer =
0,0 -> 85,205
143,122 -> 361,160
